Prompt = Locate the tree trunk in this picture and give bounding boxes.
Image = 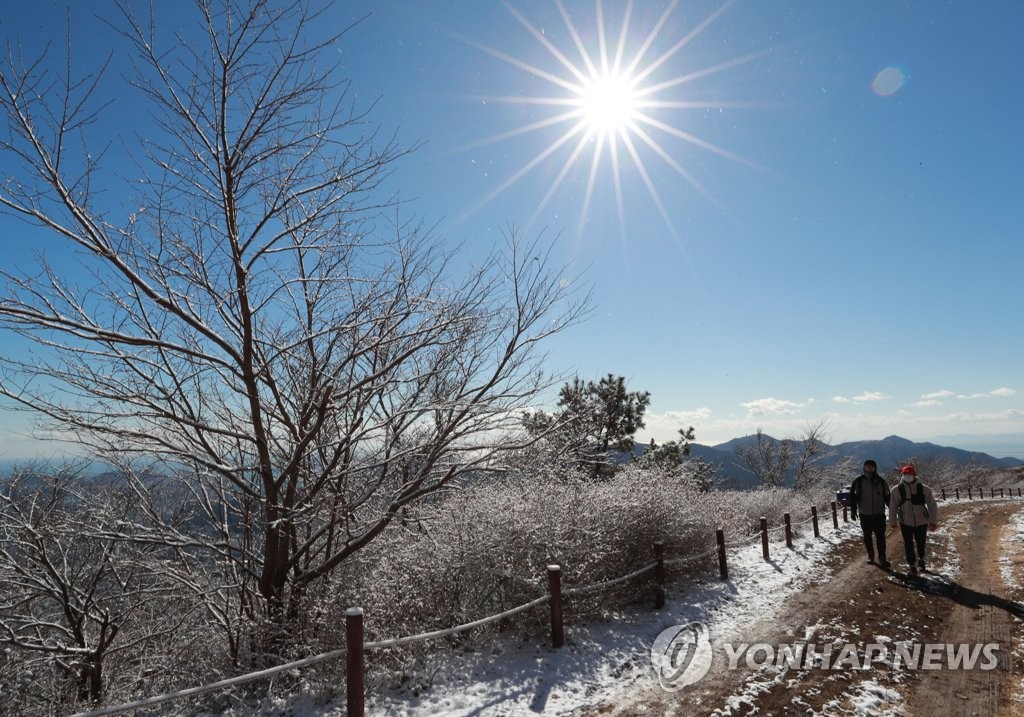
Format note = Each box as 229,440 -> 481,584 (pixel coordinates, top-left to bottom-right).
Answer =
258,503 -> 296,663
76,651 -> 103,705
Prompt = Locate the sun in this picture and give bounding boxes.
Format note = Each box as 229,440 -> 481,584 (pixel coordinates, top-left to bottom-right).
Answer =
577,70 -> 639,135
457,0 -> 766,242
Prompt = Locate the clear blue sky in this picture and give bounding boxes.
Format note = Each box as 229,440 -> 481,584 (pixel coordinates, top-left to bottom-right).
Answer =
2,1 -> 1022,459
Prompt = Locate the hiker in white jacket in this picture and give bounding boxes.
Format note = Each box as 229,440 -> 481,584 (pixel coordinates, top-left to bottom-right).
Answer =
887,464 -> 939,575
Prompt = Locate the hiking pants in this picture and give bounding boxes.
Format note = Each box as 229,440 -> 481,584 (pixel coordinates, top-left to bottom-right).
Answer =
899,523 -> 928,565
859,513 -> 887,560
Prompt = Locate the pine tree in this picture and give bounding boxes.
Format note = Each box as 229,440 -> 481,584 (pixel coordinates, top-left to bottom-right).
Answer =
525,373 -> 651,479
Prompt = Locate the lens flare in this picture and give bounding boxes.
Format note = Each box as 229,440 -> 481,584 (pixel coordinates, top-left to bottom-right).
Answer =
872,66 -> 907,96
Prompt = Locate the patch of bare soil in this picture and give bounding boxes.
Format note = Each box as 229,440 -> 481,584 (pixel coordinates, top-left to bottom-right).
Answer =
582,501 -> 1024,717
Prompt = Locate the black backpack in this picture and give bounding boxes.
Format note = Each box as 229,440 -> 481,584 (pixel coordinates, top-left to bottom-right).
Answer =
897,482 -> 926,507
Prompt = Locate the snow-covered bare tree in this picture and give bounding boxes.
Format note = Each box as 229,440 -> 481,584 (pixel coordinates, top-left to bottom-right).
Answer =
791,418 -> 855,491
0,0 -> 588,657
905,454 -> 983,489
735,428 -> 793,488
0,466 -> 192,707
735,423 -> 853,490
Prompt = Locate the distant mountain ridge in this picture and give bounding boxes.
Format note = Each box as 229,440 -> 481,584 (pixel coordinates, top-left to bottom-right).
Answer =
686,434 -> 1023,489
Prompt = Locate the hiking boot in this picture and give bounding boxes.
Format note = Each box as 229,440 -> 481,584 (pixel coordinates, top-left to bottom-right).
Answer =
918,560 -> 927,573
866,555 -> 875,564
908,563 -> 918,575
878,559 -> 891,570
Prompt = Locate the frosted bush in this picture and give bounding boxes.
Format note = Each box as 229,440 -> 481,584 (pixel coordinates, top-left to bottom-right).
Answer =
294,464 -> 839,698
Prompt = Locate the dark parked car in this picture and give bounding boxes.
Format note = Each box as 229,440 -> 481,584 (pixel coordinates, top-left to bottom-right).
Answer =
835,490 -> 852,507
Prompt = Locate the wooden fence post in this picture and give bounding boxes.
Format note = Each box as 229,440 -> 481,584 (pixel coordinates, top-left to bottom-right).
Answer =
941,488 -> 946,501
547,565 -> 564,648
654,542 -> 665,609
955,487 -> 959,500
831,501 -> 839,530
346,608 -> 365,717
716,529 -> 728,580
968,487 -> 973,500
811,506 -> 820,538
1000,488 -> 1004,499
760,517 -> 769,561
842,504 -> 848,522
784,513 -> 793,548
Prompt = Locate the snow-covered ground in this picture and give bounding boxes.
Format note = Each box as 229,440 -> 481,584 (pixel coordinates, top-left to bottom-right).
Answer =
930,502 -> 971,579
246,520 -> 861,716
999,504 -> 1024,591
827,679 -> 902,717
999,504 -> 1024,709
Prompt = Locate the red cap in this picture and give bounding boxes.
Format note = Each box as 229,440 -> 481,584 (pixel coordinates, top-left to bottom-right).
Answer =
901,465 -> 917,476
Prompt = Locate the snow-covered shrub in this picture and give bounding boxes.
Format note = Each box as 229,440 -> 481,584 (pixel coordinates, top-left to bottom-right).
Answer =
291,464 -> 836,699
721,485 -> 834,540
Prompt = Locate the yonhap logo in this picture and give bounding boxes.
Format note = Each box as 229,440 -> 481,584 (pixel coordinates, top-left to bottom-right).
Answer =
650,622 -> 713,691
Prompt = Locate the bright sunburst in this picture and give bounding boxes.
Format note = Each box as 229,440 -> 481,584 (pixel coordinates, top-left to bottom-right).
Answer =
577,71 -> 639,134
459,0 -> 766,242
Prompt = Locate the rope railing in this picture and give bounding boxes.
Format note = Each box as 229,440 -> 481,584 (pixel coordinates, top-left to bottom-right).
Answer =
663,543 -> 722,567
364,594 -> 552,651
70,646 -> 351,717
724,529 -> 768,550
792,511 -> 819,528
564,561 -> 658,598
69,593 -> 555,717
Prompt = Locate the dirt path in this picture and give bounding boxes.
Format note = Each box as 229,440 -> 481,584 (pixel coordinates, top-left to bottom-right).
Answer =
903,502 -> 1023,717
583,500 -> 1024,717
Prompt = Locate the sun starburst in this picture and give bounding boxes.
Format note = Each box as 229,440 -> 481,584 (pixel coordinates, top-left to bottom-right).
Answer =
577,70 -> 639,134
458,0 -> 768,244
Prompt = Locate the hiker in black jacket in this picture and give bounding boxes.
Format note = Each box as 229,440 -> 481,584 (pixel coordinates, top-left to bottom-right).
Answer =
849,460 -> 891,568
